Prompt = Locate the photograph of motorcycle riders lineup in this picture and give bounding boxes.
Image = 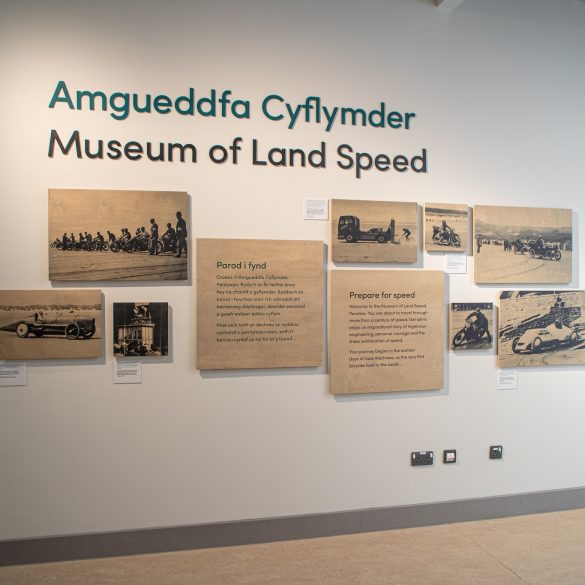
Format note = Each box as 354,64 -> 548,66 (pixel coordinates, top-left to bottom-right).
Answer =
498,291 -> 585,368
331,199 -> 418,264
424,203 -> 468,253
48,189 -> 189,281
450,303 -> 494,352
473,205 -> 572,284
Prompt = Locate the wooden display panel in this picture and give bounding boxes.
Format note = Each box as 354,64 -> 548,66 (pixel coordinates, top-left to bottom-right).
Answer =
424,203 -> 468,252
474,205 -> 572,284
0,290 -> 102,360
331,199 -> 418,263
450,302 -> 494,351
197,239 -> 323,370
49,189 -> 189,281
498,291 -> 585,368
329,270 -> 444,394
113,302 -> 169,357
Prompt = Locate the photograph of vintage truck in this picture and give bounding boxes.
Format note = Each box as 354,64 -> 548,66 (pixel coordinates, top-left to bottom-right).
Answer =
331,199 -> 418,263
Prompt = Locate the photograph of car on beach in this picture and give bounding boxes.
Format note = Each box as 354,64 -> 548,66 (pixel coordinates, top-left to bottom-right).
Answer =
331,199 -> 418,263
474,205 -> 572,284
0,289 -> 102,360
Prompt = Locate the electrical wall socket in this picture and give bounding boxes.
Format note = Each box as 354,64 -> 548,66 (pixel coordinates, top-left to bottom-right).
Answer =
443,449 -> 457,464
489,445 -> 503,460
411,451 -> 434,466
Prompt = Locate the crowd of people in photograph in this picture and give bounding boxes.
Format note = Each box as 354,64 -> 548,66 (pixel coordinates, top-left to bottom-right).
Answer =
476,235 -> 570,257
50,211 -> 188,258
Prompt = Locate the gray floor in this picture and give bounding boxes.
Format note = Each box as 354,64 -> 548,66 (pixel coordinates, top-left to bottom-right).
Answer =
2,508 -> 585,584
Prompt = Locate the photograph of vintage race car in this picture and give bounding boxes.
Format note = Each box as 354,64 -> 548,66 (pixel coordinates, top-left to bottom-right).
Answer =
511,322 -> 578,354
4,314 -> 96,340
474,205 -> 572,284
498,291 -> 585,368
331,199 -> 418,263
0,290 -> 102,360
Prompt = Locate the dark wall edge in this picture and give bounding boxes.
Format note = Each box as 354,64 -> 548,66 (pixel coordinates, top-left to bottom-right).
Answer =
2,486 -> 585,566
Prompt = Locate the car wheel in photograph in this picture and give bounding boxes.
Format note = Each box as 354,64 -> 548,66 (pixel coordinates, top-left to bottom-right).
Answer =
345,234 -> 356,243
16,323 -> 29,338
82,330 -> 95,339
512,337 -> 522,354
532,336 -> 543,352
376,234 -> 386,244
554,250 -> 561,261
65,323 -> 81,340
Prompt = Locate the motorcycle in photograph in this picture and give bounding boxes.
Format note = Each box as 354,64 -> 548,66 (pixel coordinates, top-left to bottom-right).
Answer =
452,319 -> 491,347
432,225 -> 461,247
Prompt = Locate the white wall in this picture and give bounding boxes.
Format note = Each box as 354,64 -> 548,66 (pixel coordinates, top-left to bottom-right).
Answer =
1,0 -> 585,540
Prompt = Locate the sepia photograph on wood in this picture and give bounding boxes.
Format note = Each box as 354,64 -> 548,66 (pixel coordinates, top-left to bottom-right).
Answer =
0,290 -> 102,360
197,238 -> 323,370
450,303 -> 494,351
498,291 -> 585,368
474,205 -> 572,284
329,270 -> 444,394
49,189 -> 189,281
113,302 -> 169,357
425,203 -> 468,252
331,199 -> 418,263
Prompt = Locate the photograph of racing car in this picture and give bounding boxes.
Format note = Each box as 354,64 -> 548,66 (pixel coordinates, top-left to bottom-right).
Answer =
511,322 -> 577,355
498,291 -> 585,368
331,199 -> 418,263
474,205 -> 572,284
0,290 -> 102,360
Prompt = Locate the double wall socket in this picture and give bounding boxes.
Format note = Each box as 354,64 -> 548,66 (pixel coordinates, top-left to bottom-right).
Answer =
411,451 -> 434,466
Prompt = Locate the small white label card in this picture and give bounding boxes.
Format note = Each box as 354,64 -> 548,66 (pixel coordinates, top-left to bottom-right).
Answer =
0,362 -> 27,386
303,198 -> 328,220
444,253 -> 467,274
496,368 -> 518,390
113,360 -> 142,384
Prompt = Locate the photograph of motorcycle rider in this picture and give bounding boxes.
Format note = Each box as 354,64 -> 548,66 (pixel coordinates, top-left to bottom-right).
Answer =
465,307 -> 492,342
441,220 -> 452,241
